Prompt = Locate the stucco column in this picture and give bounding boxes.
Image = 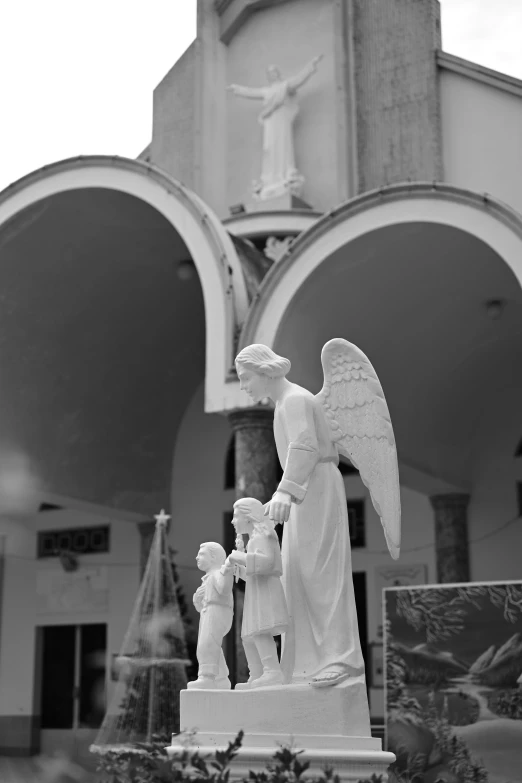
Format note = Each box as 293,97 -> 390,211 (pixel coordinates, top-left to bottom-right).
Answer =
430,494 -> 471,583
228,407 -> 278,502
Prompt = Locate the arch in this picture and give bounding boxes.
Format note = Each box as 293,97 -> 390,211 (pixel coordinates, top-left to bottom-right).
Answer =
0,156 -> 248,411
240,182 -> 522,351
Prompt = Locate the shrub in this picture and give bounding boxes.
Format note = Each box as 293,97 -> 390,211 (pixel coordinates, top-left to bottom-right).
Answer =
95,731 -> 385,783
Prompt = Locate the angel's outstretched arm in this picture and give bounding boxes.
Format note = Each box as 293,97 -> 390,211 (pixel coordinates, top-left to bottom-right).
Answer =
287,55 -> 323,94
227,84 -> 266,100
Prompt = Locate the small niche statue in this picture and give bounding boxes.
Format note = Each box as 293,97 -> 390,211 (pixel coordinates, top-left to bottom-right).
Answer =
225,498 -> 288,689
228,56 -> 323,201
188,542 -> 233,690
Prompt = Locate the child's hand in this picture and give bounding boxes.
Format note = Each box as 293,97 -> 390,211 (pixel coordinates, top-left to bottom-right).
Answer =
228,550 -> 247,566
221,557 -> 234,574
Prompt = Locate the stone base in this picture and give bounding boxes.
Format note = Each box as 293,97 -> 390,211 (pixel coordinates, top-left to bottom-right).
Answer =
245,193 -> 313,212
168,676 -> 395,780
167,742 -> 395,782
180,675 -> 372,742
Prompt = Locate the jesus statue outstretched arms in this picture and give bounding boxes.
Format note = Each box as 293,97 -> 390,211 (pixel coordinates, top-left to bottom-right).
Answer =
227,56 -> 323,201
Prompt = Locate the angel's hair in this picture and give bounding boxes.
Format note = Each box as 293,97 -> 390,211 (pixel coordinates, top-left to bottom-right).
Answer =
200,541 -> 227,566
235,344 -> 291,378
233,497 -> 263,523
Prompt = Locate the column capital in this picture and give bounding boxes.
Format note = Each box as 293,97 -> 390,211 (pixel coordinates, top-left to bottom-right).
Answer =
228,406 -> 274,433
430,493 -> 471,512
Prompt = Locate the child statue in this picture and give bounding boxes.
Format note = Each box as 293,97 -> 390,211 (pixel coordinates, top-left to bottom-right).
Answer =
225,498 -> 289,689
188,542 -> 233,690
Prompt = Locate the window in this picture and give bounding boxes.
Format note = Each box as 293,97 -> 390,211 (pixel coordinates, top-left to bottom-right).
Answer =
347,500 -> 365,548
37,526 -> 110,558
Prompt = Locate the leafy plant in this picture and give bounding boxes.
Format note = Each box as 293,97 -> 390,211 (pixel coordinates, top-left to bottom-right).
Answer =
488,687 -> 522,719
95,731 -> 385,783
423,692 -> 488,783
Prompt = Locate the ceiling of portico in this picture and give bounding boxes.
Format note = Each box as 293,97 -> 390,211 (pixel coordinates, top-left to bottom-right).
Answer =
273,222 -> 522,490
0,188 -> 206,515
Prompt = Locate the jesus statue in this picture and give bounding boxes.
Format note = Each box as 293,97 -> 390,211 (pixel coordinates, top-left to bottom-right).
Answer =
227,56 -> 323,201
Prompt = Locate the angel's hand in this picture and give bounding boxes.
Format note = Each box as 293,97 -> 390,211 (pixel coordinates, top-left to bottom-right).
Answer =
266,490 -> 292,524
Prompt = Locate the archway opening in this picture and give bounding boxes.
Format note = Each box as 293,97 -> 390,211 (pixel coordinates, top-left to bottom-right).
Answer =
0,187 -> 207,515
273,221 -> 522,493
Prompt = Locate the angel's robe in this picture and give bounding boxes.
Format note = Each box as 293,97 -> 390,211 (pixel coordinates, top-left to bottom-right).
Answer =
274,384 -> 365,683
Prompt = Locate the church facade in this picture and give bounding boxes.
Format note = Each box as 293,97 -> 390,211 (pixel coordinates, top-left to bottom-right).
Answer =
1,0 -> 522,761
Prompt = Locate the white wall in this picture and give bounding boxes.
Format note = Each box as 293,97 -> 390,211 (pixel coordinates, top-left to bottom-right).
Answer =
0,509 -> 140,721
440,68 -> 522,215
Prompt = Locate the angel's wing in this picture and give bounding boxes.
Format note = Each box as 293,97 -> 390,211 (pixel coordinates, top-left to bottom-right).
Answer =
316,339 -> 401,559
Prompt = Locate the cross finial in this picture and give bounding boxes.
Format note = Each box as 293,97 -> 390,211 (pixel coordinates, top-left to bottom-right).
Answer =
154,509 -> 171,528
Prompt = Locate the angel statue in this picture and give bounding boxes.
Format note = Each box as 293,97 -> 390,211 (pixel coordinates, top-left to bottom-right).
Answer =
235,340 -> 401,688
227,56 -> 323,201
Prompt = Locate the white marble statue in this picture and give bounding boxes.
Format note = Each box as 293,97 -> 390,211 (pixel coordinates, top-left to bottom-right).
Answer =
224,497 -> 288,689
188,542 -> 233,690
227,56 -> 323,201
235,340 -> 401,688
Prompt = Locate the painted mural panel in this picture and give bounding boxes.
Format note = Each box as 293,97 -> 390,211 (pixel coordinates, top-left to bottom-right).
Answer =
384,582 -> 522,783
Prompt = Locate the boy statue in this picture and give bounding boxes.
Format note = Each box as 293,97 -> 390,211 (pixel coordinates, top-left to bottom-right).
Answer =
188,542 -> 233,690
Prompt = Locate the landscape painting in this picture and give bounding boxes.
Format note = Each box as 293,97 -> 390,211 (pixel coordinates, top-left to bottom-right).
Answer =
384,581 -> 522,783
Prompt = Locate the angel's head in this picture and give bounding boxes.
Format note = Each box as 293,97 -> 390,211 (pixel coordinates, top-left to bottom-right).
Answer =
235,344 -> 291,403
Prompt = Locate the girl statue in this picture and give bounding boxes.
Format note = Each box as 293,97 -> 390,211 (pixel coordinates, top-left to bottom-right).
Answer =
224,497 -> 288,689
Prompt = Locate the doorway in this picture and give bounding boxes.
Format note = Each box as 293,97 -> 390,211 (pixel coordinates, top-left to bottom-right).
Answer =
38,623 -> 106,767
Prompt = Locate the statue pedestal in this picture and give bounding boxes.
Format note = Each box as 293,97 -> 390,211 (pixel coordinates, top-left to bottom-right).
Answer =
245,193 -> 313,213
167,678 -> 395,781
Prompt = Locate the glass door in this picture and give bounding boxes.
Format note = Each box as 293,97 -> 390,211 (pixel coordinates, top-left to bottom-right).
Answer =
39,623 -> 106,768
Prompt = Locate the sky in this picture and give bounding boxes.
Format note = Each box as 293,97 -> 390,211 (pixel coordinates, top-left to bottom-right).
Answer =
0,0 -> 521,194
